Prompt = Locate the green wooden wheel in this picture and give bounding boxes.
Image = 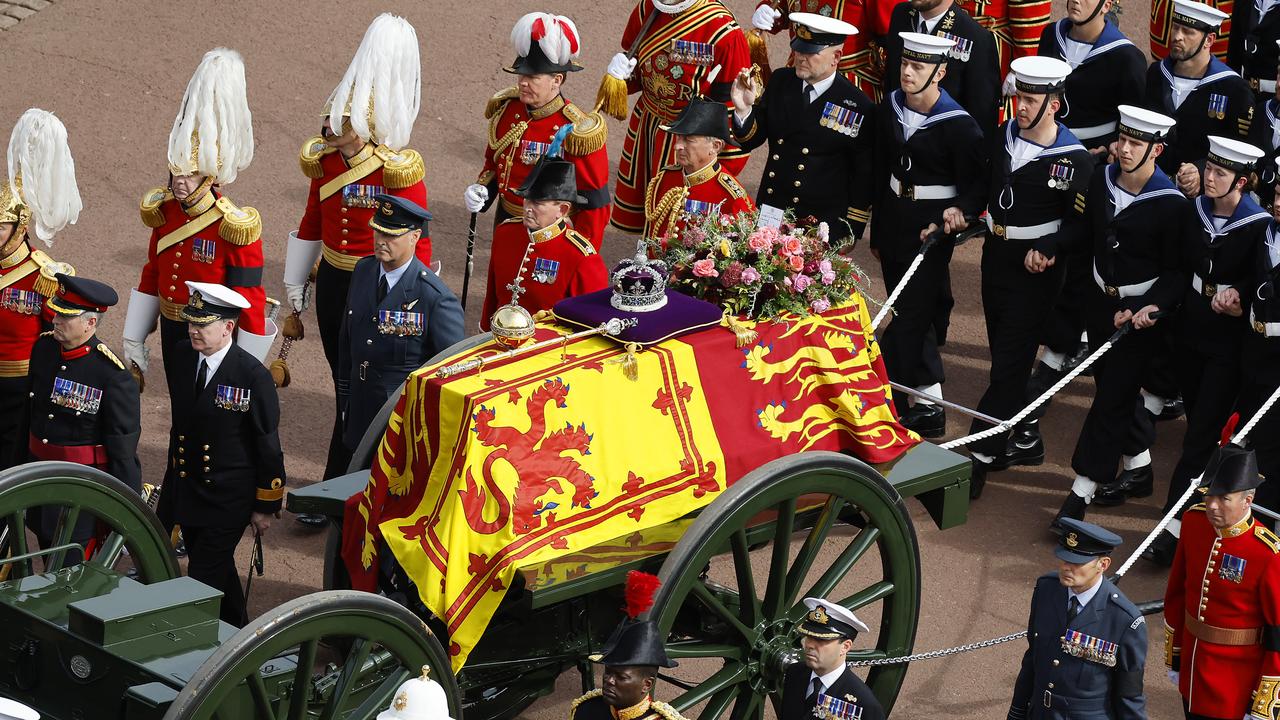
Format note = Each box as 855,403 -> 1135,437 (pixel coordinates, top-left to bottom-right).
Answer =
647,451 -> 920,719
164,590 -> 460,720
0,461 -> 178,583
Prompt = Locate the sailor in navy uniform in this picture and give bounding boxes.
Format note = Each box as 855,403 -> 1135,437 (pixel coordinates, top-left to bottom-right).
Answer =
338,195 -> 463,461
872,32 -> 987,438
1229,0 -> 1280,98
1054,106 -> 1196,527
1008,518 -> 1148,720
155,282 -> 285,627
1247,53 -> 1280,208
729,13 -> 876,240
26,274 -> 141,553
882,0 -> 1002,138
782,598 -> 885,720
959,57 -> 1094,499
1145,0 -> 1255,194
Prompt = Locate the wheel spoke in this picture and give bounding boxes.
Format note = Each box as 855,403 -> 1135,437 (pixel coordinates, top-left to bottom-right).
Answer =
692,582 -> 755,643
784,495 -> 846,609
846,649 -> 889,661
762,498 -> 796,617
671,664 -> 748,710
49,504 -> 83,569
288,638 -> 320,720
729,688 -> 762,720
664,640 -> 746,661
89,533 -> 125,572
728,530 -> 760,627
699,685 -> 739,720
247,669 -> 278,720
318,638 -> 373,720
5,513 -> 30,578
347,669 -> 410,719
801,525 -> 881,604
837,580 -> 895,612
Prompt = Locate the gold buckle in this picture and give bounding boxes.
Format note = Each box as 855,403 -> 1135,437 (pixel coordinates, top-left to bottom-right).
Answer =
1251,77 -> 1261,91
1257,320 -> 1268,334
1105,285 -> 1119,297
1203,283 -> 1217,298
902,184 -> 915,201
993,224 -> 1007,238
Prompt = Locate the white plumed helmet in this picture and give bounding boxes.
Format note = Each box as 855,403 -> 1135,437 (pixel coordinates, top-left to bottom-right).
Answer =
326,14 -> 421,151
7,108 -> 82,246
168,47 -> 254,184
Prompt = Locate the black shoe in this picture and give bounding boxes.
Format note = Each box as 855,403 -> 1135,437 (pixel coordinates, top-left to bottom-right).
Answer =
1050,493 -> 1088,533
1157,397 -> 1185,422
901,403 -> 946,439
1062,341 -> 1092,376
1092,465 -> 1154,507
1141,530 -> 1178,567
969,458 -> 991,500
296,513 -> 329,528
1004,425 -> 1045,467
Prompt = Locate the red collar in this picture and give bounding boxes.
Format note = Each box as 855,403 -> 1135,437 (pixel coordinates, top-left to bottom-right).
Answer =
61,343 -> 92,361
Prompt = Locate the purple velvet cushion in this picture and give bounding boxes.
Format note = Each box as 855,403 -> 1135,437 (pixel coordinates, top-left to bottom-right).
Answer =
552,288 -> 724,346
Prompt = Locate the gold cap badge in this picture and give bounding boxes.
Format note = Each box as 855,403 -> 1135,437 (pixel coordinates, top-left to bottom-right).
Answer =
810,605 -> 829,624
1065,532 -> 1079,548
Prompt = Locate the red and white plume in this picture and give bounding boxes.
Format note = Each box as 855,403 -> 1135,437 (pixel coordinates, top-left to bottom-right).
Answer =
510,12 -> 581,66
7,108 -> 81,245
624,571 -> 661,619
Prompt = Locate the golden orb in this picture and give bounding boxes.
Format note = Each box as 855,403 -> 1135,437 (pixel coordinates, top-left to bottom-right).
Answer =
490,303 -> 535,349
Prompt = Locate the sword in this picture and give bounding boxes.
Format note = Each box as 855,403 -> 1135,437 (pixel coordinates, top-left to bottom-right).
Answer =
871,215 -> 983,330
243,527 -> 264,602
461,212 -> 479,311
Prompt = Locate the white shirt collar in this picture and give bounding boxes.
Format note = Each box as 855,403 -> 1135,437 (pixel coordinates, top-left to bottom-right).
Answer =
1068,575 -> 1104,609
808,664 -> 846,694
919,10 -> 945,33
379,260 -> 413,295
804,73 -> 838,101
197,341 -> 233,387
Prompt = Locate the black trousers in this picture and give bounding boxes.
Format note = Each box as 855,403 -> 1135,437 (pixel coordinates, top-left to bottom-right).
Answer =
0,375 -> 30,471
969,242 -> 1065,456
1236,369 -> 1280,514
1165,333 -> 1241,513
878,241 -> 955,411
1070,289 -> 1161,484
1040,253 -> 1092,354
317,259 -> 356,480
183,524 -> 249,627
158,316 -> 190,389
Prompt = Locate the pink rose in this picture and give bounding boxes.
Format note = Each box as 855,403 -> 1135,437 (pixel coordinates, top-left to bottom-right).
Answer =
811,297 -> 831,313
747,226 -> 779,252
789,254 -> 805,271
692,259 -> 719,278
792,273 -> 813,293
818,259 -> 836,285
740,267 -> 761,284
782,237 -> 803,255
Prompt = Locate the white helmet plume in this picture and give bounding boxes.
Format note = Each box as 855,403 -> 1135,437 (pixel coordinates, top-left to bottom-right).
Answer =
510,12 -> 581,66
326,14 -> 421,151
7,108 -> 82,245
168,47 -> 254,184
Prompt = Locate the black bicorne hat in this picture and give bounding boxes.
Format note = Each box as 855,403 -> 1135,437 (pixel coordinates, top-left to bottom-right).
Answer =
513,156 -> 586,204
659,98 -> 736,144
1203,444 -> 1263,496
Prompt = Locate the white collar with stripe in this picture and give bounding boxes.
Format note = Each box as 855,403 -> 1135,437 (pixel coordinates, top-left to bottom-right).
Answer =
1104,164 -> 1183,211
1004,121 -> 1087,161
1053,19 -> 1135,65
1195,195 -> 1271,240
1158,57 -> 1242,95
891,89 -> 971,132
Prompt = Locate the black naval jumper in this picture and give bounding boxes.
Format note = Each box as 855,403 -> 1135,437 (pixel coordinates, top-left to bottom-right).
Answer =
1228,0 -> 1280,94
732,67 -> 876,240
1236,225 -> 1280,510
871,88 -> 986,406
1068,163 -> 1195,488
1166,194 -> 1269,514
1038,19 -> 1148,149
882,2 -> 1002,139
967,122 -> 1094,458
1144,56 -> 1255,175
1248,96 -> 1280,207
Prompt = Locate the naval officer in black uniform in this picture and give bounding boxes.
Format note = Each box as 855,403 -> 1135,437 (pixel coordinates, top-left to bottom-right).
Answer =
1055,106 -> 1195,526
156,281 -> 285,627
1008,518 -> 1148,720
338,195 -> 463,461
783,598 -> 885,720
729,13 -> 876,241
872,31 -> 987,438
26,274 -> 141,553
1228,0 -> 1280,97
955,57 -> 1094,499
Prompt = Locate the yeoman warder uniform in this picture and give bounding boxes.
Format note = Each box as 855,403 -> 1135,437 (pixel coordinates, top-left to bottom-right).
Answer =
782,599 -> 885,720
156,282 -> 286,628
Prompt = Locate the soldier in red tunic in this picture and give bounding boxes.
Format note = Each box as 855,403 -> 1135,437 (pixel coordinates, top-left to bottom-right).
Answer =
607,0 -> 753,233
279,14 -> 430,484
121,48 -> 271,389
0,108 -> 79,470
480,157 -> 607,330
1164,444 -> 1280,720
643,98 -> 756,242
464,12 -> 610,252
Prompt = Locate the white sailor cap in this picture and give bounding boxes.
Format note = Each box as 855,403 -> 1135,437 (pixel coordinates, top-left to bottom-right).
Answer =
797,598 -> 871,639
0,697 -> 39,720
789,12 -> 858,53
1117,104 -> 1176,142
1171,0 -> 1229,31
899,31 -> 955,64
1011,56 -> 1071,94
181,281 -> 250,324
1206,135 -> 1265,172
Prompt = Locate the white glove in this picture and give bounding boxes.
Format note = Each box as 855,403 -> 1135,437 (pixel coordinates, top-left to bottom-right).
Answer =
752,5 -> 782,30
464,184 -> 489,214
607,52 -> 637,81
1167,670 -> 1179,687
284,282 -> 308,313
1001,71 -> 1017,98
123,338 -> 149,374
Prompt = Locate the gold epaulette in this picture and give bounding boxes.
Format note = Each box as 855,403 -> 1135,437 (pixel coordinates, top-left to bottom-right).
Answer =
563,102 -> 608,156
1256,524 -> 1280,553
40,330 -> 53,337
485,86 -> 520,120
566,229 -> 595,256
30,249 -> 72,298
215,197 -> 262,246
300,136 -> 334,179
96,343 -> 124,370
570,689 -> 603,715
382,148 -> 425,189
718,172 -> 748,199
499,217 -> 523,227
1187,502 -> 1206,513
649,701 -> 689,720
140,187 -> 171,228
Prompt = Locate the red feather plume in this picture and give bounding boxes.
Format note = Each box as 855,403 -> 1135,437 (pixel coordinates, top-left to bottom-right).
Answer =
1220,412 -> 1240,447
624,571 -> 661,618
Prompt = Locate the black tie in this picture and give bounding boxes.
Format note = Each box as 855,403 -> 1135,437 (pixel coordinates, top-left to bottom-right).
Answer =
1068,596 -> 1081,621
377,275 -> 389,303
195,358 -> 208,397
804,84 -> 815,103
807,677 -> 823,701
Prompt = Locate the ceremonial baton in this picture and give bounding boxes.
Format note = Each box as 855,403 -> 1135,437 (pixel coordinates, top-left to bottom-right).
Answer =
871,216 -> 982,330
461,212 -> 479,311
436,317 -> 638,379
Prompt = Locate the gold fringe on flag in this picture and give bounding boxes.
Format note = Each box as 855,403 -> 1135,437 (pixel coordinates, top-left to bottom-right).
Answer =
721,312 -> 758,348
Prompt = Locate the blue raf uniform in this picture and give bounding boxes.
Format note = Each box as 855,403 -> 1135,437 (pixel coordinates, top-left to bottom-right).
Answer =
1009,518 -> 1148,719
338,195 -> 464,454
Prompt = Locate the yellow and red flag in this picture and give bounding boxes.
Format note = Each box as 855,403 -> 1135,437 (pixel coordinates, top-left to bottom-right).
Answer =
342,295 -> 917,671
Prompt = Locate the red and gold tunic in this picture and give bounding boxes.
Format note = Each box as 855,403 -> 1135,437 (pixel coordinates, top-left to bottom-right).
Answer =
756,0 -> 902,101
1151,0 -> 1233,60
137,188 -> 267,335
1164,506 -> 1280,719
480,92 -> 610,249
0,241 -> 62,378
643,162 -> 756,242
296,139 -> 431,272
480,217 -> 607,330
611,0 -> 752,233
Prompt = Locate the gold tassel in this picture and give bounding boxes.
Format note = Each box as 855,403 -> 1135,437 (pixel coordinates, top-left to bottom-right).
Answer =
281,313 -> 305,340
532,309 -> 555,323
613,342 -> 641,381
270,359 -> 291,388
721,312 -> 759,348
595,74 -> 631,122
130,362 -> 145,393
383,148 -> 426,189
747,31 -> 772,86
216,200 -> 262,246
